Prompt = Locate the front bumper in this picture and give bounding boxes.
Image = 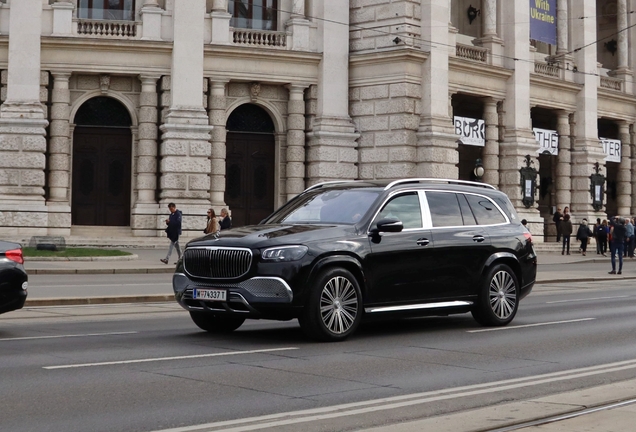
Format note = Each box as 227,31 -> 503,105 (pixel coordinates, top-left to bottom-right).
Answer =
173,273 -> 295,316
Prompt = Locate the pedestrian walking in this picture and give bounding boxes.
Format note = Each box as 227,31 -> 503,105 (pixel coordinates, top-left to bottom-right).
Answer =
576,219 -> 592,256
161,203 -> 182,265
553,207 -> 563,242
609,217 -> 627,275
630,218 -> 636,258
593,218 -> 602,255
625,218 -> 634,258
560,214 -> 573,255
219,208 -> 232,230
203,208 -> 220,235
598,219 -> 609,257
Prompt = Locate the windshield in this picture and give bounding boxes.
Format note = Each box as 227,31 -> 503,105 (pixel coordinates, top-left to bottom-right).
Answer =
266,189 -> 381,225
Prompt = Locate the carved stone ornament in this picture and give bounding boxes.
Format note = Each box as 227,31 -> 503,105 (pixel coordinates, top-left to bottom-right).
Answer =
100,74 -> 111,94
250,82 -> 261,102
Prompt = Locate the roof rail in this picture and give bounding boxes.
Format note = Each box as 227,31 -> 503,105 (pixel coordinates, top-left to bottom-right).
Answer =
303,180 -> 359,193
384,178 -> 497,191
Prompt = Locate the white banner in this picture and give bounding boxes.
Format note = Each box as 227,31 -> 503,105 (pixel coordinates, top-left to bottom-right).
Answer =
600,138 -> 621,163
454,116 -> 485,147
533,128 -> 558,156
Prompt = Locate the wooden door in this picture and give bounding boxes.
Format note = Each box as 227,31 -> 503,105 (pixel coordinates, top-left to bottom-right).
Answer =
225,132 -> 275,227
72,127 -> 132,226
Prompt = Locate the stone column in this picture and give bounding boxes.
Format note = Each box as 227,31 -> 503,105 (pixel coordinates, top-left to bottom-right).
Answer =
141,0 -> 163,41
499,0 -> 541,233
478,0 -> 504,67
482,98 -> 499,187
210,0 -> 232,45
133,74 -> 161,237
555,111 -> 572,210
617,121 -> 632,216
160,0 -> 213,236
417,0 -> 457,178
631,125 -> 636,215
286,84 -> 307,200
570,0 -> 604,221
556,0 -> 568,55
614,0 -> 633,93
51,0 -> 74,37
48,72 -> 71,203
287,0 -> 310,50
306,0 -> 359,185
207,79 -> 228,208
0,0 -> 49,237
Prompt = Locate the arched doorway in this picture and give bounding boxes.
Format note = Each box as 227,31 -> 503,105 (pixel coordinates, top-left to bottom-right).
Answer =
72,96 -> 133,226
225,104 -> 276,227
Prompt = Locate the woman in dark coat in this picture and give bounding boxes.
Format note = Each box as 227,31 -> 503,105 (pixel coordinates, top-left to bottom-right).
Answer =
576,219 -> 592,256
560,214 -> 573,255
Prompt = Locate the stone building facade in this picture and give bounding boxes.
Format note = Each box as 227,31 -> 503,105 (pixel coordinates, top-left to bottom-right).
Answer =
0,0 -> 635,242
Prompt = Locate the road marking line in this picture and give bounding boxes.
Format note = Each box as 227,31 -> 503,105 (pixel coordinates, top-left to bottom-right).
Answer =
546,295 -> 629,304
147,358 -> 636,432
0,331 -> 138,341
43,347 -> 299,370
467,318 -> 595,333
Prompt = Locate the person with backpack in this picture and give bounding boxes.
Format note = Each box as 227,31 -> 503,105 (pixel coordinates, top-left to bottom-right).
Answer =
576,219 -> 592,256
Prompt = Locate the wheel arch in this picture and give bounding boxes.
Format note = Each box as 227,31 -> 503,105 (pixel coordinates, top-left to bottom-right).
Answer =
306,254 -> 367,300
482,252 -> 522,286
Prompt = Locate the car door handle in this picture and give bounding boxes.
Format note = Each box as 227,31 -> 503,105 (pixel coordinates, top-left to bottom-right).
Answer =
473,235 -> 485,243
416,238 -> 430,246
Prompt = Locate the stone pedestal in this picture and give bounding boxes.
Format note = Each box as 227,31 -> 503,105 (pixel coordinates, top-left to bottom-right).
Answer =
51,1 -> 74,37
140,2 -> 163,41
286,18 -> 311,51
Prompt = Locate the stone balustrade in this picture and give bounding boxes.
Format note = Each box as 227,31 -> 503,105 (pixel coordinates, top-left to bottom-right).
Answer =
534,61 -> 560,78
600,76 -> 623,91
76,19 -> 138,38
455,44 -> 488,63
232,28 -> 287,48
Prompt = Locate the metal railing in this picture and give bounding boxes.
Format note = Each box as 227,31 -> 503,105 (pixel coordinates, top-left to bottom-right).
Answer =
76,19 -> 138,38
600,76 -> 623,91
534,61 -> 560,78
232,28 -> 287,48
455,44 -> 488,63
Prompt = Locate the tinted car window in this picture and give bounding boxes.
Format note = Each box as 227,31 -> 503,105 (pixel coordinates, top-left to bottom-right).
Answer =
457,194 -> 477,226
375,192 -> 422,229
493,195 -> 519,222
426,191 -> 463,227
269,189 -> 380,225
465,194 -> 507,225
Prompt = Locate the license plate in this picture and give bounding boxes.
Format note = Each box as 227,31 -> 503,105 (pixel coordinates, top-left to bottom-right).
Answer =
193,289 -> 227,301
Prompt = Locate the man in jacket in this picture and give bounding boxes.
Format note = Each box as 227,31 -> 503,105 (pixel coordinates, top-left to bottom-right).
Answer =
161,203 -> 182,264
553,207 -> 563,242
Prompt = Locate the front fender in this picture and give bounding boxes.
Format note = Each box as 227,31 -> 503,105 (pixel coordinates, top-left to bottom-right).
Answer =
299,254 -> 366,303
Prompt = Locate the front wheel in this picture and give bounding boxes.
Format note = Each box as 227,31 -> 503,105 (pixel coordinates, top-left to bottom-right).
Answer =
189,312 -> 245,333
471,263 -> 519,326
299,267 -> 363,342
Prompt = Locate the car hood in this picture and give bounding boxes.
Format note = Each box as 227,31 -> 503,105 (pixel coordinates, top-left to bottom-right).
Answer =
186,224 -> 353,249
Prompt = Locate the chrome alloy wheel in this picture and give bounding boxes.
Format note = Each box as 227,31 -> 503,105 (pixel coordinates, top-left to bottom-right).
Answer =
319,276 -> 359,334
489,270 -> 517,319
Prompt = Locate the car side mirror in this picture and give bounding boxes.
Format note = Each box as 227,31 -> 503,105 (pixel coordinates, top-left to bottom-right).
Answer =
370,218 -> 404,235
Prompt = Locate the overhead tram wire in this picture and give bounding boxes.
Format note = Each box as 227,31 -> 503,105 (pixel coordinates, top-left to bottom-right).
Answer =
246,3 -> 636,80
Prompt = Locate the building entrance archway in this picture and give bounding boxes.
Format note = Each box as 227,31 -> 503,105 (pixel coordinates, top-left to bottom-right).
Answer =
225,103 -> 276,227
71,96 -> 133,226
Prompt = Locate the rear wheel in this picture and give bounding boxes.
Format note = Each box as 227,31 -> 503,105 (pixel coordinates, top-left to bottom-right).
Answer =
299,267 -> 362,342
472,263 -> 519,326
189,312 -> 245,333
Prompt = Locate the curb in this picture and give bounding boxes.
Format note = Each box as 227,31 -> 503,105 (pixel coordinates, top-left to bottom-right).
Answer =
535,275 -> 636,284
24,294 -> 174,307
25,267 -> 175,275
25,254 -> 138,262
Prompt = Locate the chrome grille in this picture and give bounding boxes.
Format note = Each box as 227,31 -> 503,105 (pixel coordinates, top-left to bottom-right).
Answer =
183,247 -> 252,279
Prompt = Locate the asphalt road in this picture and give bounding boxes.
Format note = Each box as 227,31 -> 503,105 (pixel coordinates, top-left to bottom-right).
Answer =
2,281 -> 636,432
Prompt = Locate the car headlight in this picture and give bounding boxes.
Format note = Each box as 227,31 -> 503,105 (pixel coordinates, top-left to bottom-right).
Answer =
261,245 -> 308,262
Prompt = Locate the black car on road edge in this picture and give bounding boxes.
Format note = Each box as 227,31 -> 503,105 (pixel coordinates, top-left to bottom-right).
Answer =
173,179 -> 537,341
0,241 -> 28,315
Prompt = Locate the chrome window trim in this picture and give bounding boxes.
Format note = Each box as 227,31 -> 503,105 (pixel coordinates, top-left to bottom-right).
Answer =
384,178 -> 496,191
366,189 -> 426,235
422,190 -> 510,229
365,301 -> 473,313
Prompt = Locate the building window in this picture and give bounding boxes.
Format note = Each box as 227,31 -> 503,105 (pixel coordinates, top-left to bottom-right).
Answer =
78,0 -> 136,21
229,0 -> 278,31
